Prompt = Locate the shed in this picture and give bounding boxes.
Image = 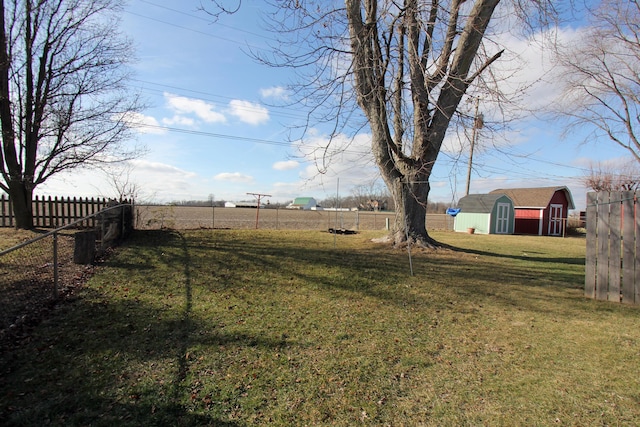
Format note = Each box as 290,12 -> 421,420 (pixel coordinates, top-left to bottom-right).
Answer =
489,186 -> 575,236
454,193 -> 515,234
287,197 -> 318,210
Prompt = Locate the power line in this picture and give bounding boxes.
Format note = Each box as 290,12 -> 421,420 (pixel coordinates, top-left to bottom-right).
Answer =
135,123 -> 293,147
129,79 -> 309,122
132,122 -> 372,158
125,10 -> 252,47
137,0 -> 276,41
124,2 -> 274,53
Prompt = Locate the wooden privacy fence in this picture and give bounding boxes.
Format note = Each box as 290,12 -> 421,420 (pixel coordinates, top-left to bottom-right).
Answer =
585,191 -> 640,304
0,195 -> 114,228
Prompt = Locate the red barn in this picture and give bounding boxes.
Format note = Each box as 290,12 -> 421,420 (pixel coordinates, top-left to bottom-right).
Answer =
489,187 -> 575,236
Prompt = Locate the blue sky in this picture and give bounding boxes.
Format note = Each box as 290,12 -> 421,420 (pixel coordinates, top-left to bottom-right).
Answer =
38,0 -> 632,211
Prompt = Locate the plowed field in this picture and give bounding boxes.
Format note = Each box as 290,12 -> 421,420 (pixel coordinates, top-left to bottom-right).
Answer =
135,205 -> 453,231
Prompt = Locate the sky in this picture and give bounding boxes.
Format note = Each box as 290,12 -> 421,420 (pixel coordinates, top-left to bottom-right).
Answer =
37,0 -> 633,211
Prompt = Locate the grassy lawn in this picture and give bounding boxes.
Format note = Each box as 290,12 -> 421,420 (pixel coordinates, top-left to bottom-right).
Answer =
1,229 -> 639,426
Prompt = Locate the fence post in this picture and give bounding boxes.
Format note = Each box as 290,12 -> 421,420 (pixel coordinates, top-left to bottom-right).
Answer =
585,192 -> 597,299
47,196 -> 53,228
622,191 -> 635,304
1,194 -> 6,227
636,192 -> 640,304
595,192 -> 609,300
609,193 -> 622,302
53,231 -> 58,299
33,195 -> 39,227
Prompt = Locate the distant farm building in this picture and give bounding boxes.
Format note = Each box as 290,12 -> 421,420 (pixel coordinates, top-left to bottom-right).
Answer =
359,199 -> 388,211
225,201 -> 258,208
454,193 -> 515,234
287,197 -> 318,210
489,186 -> 575,236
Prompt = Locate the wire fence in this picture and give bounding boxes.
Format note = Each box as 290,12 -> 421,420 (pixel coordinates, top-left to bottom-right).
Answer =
135,205 -> 455,231
0,203 -> 133,349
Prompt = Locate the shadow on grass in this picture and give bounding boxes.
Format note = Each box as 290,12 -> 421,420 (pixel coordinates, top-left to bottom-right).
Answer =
0,229 -> 593,425
180,230 -> 588,317
1,230 -> 271,425
173,231 -> 591,320
451,246 -> 585,266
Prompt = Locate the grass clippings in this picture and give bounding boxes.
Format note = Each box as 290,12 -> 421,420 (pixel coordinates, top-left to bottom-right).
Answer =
1,229 -> 639,426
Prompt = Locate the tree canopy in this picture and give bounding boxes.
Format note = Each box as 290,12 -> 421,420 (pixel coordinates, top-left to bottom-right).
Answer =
0,0 -> 141,228
553,0 -> 640,164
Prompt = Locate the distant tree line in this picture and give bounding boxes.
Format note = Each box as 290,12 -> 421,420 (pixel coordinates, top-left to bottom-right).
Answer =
166,189 -> 449,213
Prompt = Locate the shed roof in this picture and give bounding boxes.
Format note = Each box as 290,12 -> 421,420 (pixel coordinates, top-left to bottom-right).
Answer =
489,186 -> 575,210
291,197 -> 316,206
458,193 -> 511,213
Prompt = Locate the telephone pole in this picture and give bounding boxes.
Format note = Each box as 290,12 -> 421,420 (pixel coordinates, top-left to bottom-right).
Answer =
247,192 -> 271,229
465,97 -> 483,196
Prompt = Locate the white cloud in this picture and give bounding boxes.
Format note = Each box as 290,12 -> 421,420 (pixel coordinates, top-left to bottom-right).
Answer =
228,100 -> 269,125
291,130 -> 380,195
128,159 -> 197,178
37,159 -> 202,203
123,112 -> 166,134
214,172 -> 255,183
162,115 -> 196,127
260,86 -> 288,100
489,26 -> 589,114
273,160 -> 299,171
164,92 -> 226,124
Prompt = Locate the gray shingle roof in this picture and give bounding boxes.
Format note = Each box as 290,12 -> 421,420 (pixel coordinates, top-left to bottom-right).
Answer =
458,193 -> 511,213
489,186 -> 575,209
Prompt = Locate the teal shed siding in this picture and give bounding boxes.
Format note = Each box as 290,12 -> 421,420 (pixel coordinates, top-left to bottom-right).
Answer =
454,212 -> 491,233
453,194 -> 515,235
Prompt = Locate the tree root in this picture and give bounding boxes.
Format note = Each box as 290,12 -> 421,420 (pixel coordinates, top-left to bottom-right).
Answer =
372,232 -> 451,250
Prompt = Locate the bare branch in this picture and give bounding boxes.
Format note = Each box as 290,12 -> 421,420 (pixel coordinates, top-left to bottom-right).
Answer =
0,0 -> 143,228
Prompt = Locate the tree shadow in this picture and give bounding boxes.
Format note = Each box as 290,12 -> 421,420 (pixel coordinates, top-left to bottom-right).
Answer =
450,245 -> 585,266
1,230 -> 296,425
0,229 -> 596,425
185,230 -> 588,319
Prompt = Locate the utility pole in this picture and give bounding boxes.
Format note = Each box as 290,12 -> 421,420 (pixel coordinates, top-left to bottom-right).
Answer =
465,97 -> 483,196
247,192 -> 271,229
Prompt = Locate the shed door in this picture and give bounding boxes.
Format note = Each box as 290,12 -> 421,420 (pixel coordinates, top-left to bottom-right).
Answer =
549,204 -> 563,236
496,203 -> 510,234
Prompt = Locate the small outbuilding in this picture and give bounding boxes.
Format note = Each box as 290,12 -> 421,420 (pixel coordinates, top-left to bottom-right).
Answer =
454,193 -> 515,235
489,186 -> 575,236
286,197 -> 318,210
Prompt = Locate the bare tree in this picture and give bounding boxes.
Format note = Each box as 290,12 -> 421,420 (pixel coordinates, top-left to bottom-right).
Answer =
553,0 -> 640,164
101,163 -> 144,203
209,0 -> 554,246
0,0 -> 142,229
585,161 -> 640,192
351,181 -> 392,210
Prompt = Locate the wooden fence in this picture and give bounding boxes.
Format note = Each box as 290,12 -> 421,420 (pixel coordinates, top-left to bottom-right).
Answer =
0,195 -> 113,228
585,191 -> 640,304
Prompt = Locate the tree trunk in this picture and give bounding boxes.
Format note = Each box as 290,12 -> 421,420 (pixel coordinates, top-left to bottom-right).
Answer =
8,180 -> 33,229
383,169 -> 439,248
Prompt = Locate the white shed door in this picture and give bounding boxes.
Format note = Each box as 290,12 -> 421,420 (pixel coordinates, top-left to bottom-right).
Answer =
496,203 -> 510,234
549,204 -> 563,236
